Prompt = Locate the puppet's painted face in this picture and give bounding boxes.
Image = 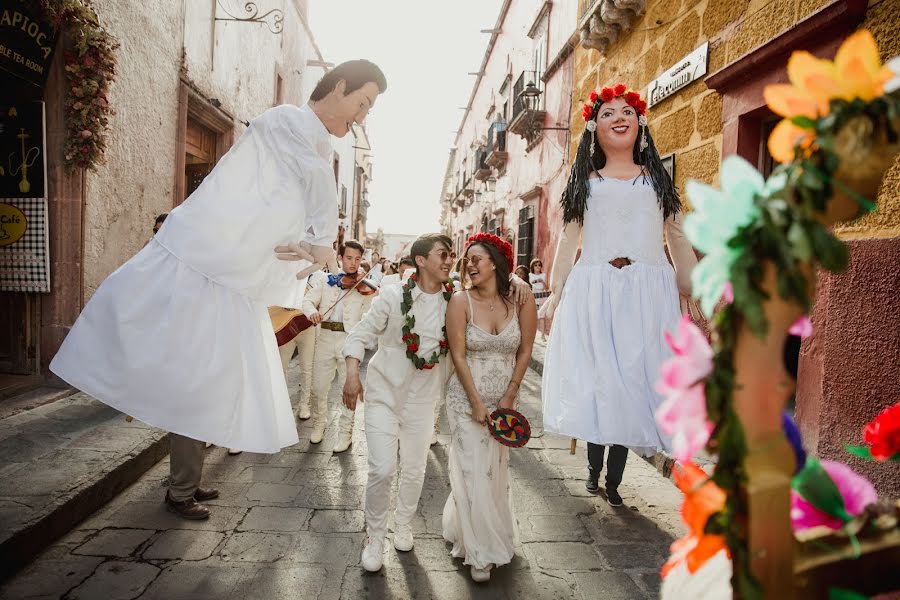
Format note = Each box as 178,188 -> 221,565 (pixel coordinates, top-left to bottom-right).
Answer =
328,81 -> 380,137
593,96 -> 639,154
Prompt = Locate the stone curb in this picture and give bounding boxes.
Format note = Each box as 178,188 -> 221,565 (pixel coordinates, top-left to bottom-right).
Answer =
0,428 -> 170,581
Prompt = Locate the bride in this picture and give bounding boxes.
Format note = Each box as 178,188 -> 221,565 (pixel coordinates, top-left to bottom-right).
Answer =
441,233 -> 537,582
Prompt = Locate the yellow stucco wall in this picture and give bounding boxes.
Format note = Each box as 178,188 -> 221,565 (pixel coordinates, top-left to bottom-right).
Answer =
571,0 -> 899,236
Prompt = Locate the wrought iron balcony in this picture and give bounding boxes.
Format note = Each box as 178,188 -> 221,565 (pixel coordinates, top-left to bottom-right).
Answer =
473,148 -> 491,181
485,120 -> 508,169
508,70 -> 546,142
462,174 -> 475,198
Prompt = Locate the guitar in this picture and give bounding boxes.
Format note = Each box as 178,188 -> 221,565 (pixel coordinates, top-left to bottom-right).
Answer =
269,270 -> 379,346
268,306 -> 313,347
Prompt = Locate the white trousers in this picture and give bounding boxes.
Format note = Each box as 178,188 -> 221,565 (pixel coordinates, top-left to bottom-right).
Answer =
310,329 -> 354,433
278,325 -> 318,411
364,397 -> 435,541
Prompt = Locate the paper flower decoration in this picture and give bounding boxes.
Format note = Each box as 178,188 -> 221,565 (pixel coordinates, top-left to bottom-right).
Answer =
790,458 -> 877,533
764,30 -> 897,163
684,156 -> 770,316
788,315 -> 813,338
655,316 -> 714,463
847,401 -> 900,462
662,462 -> 728,577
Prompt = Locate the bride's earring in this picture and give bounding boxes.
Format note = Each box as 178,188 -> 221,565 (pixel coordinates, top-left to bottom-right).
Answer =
638,115 -> 649,152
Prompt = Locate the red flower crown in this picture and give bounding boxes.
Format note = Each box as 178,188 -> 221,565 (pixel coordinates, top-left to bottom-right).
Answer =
465,233 -> 514,271
581,83 -> 647,122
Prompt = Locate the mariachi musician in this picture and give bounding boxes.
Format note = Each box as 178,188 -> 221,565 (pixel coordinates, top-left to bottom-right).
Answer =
301,239 -> 377,451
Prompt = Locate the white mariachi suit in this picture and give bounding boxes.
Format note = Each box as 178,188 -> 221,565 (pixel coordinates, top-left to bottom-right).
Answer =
342,280 -> 450,543
279,270 -> 328,414
302,275 -> 374,436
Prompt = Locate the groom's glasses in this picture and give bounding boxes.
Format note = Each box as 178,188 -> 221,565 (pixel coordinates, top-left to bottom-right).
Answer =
427,250 -> 452,261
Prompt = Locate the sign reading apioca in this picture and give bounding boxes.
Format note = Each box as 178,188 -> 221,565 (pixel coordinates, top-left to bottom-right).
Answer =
646,42 -> 709,108
0,1 -> 58,89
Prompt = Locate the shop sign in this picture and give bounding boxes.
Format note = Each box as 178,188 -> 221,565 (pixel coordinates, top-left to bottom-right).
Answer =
0,1 -> 58,89
0,101 -> 49,293
647,42 -> 709,108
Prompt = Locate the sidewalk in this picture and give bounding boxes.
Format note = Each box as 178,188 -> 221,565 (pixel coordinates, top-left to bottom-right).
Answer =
0,389 -> 168,580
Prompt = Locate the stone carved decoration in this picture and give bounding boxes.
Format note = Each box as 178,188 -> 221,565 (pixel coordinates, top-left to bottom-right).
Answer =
600,1 -> 634,31
582,14 -> 619,54
580,0 -> 646,55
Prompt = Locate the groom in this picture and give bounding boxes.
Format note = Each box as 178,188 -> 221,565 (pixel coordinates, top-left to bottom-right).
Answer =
342,233 -> 454,571
342,233 -> 533,571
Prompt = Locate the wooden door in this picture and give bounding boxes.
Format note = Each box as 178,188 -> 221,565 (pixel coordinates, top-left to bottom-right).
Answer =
0,292 -> 28,373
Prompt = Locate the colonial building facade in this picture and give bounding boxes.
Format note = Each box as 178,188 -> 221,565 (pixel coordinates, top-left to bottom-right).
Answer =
439,0 -> 577,274
0,0 -> 369,394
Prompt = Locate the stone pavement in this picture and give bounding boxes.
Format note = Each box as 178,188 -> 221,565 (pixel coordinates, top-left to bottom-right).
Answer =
1,351 -> 685,599
0,390 -> 168,578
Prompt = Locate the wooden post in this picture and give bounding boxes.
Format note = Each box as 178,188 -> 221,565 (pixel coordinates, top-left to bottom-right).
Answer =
731,114 -> 900,595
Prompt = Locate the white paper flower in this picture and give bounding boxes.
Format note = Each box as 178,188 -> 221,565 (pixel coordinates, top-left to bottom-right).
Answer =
585,120 -> 597,132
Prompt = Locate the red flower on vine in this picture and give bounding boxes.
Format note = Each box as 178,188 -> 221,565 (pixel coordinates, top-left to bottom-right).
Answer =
466,232 -> 514,271
407,342 -> 419,353
439,340 -> 448,349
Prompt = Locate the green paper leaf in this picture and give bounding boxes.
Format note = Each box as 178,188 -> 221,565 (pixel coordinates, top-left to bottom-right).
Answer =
791,115 -> 817,129
845,445 -> 874,460
791,457 -> 852,523
828,587 -> 868,600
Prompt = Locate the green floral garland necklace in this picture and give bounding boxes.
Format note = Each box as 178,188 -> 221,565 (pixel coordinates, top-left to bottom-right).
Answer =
400,273 -> 454,370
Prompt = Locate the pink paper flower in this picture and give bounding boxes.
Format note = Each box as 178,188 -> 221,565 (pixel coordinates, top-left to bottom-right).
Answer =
789,315 -> 813,338
656,316 -> 715,462
790,460 -> 877,532
721,282 -> 734,304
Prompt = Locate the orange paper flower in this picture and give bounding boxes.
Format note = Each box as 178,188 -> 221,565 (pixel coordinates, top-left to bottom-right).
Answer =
661,462 -> 729,578
764,29 -> 896,163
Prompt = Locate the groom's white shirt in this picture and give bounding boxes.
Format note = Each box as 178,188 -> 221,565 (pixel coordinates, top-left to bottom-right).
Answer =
342,280 -> 451,409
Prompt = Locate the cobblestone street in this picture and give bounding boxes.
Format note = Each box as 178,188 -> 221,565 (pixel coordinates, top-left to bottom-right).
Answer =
1,357 -> 684,599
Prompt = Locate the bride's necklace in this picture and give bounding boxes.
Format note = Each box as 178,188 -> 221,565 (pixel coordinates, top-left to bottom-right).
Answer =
475,290 -> 499,311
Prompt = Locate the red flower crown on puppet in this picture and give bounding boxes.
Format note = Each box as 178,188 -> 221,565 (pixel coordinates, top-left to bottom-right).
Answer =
466,233 -> 514,271
581,83 -> 648,132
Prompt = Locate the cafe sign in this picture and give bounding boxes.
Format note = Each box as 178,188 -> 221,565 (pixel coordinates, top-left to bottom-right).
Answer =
0,1 -> 58,89
647,41 -> 709,108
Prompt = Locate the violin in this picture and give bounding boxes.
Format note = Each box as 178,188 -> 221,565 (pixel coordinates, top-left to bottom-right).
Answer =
339,270 -> 378,296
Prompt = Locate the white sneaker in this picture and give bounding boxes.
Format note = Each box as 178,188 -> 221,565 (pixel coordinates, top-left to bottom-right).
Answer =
227,448 -> 242,455
309,421 -> 325,444
361,536 -> 384,572
470,565 -> 491,582
297,404 -> 311,420
430,428 -> 438,446
333,430 -> 353,453
393,523 -> 414,552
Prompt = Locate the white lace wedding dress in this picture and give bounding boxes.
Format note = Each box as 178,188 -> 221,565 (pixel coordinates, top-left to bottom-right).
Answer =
442,294 -> 520,570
